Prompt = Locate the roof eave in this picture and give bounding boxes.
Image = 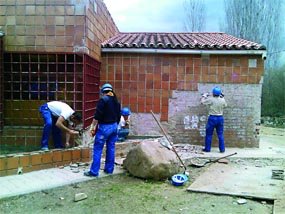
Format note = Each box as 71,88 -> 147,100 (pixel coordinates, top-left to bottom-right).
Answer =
101,48 -> 266,56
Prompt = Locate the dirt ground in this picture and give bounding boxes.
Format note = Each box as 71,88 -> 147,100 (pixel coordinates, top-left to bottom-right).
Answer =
0,126 -> 284,214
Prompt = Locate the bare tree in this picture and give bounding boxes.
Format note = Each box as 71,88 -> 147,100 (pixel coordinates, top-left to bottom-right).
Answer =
222,0 -> 285,117
222,0 -> 283,67
183,0 -> 206,32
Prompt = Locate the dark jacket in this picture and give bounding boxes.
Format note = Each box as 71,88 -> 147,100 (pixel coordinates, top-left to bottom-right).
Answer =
94,95 -> 121,124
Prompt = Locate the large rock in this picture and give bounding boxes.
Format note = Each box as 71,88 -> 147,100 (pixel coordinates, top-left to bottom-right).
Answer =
123,140 -> 181,180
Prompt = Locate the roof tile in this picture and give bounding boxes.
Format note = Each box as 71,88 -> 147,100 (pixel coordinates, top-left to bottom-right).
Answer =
102,32 -> 265,50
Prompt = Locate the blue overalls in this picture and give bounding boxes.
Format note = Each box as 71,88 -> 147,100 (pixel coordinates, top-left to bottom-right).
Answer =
89,122 -> 118,176
118,128 -> 129,141
204,115 -> 225,152
39,104 -> 63,149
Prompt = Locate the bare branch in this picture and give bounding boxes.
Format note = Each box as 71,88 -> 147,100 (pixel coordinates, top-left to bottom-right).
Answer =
183,0 -> 206,32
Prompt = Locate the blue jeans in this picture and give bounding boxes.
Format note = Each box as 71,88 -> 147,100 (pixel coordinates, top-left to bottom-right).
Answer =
39,104 -> 63,149
118,128 -> 129,141
204,115 -> 225,152
89,122 -> 118,176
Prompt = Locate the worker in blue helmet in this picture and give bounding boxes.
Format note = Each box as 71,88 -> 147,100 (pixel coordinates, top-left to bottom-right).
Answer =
84,83 -> 121,177
118,107 -> 131,142
201,86 -> 227,153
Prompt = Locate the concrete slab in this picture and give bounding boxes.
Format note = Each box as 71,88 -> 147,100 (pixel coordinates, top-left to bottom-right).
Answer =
0,165 -> 125,199
274,198 -> 285,214
187,163 -> 284,200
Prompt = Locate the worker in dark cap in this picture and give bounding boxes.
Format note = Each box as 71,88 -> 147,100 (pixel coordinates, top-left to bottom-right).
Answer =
84,83 -> 121,177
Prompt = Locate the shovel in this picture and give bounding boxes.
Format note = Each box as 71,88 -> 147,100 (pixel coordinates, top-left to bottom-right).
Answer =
190,152 -> 237,167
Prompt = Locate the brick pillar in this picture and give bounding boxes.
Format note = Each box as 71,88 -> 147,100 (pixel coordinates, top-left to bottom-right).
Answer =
0,34 -> 4,132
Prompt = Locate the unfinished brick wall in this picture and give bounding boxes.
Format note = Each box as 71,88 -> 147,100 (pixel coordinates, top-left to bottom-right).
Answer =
101,53 -> 264,147
0,0 -> 118,61
0,147 -> 91,177
168,84 -> 262,148
0,140 -> 141,177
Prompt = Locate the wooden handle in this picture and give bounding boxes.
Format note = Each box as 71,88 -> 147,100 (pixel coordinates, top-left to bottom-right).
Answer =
150,110 -> 187,171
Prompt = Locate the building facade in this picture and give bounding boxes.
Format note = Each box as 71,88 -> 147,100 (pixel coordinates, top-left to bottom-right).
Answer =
101,33 -> 266,147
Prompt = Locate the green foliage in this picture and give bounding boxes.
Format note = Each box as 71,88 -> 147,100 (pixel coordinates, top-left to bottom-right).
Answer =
261,64 -> 285,116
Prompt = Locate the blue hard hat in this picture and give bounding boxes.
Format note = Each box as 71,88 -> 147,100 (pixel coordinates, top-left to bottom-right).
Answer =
101,83 -> 113,93
212,87 -> 222,96
171,174 -> 188,186
121,107 -> 131,116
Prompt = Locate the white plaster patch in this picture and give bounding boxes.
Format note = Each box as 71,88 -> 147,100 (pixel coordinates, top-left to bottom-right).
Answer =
183,114 -> 207,137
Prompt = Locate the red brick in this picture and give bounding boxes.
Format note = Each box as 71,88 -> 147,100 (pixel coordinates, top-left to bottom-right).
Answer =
123,57 -> 130,65
130,104 -> 138,113
145,105 -> 152,113
0,158 -> 6,171
42,153 -> 53,164
31,153 -> 42,165
161,82 -> 169,90
161,105 -> 169,114
6,156 -> 19,170
152,104 -> 161,113
62,150 -> 72,161
6,169 -> 18,176
29,165 -> 42,172
81,148 -> 90,159
72,149 -> 81,161
160,113 -> 168,121
170,82 -> 177,90
138,103 -> 145,112
146,97 -> 153,105
53,151 -> 63,162
40,163 -> 53,170
19,155 -> 30,167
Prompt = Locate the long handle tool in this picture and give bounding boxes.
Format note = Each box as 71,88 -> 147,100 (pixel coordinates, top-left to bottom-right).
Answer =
150,110 -> 187,174
190,152 -> 237,167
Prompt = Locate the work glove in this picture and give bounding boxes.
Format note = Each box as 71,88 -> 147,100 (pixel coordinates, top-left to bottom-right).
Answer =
202,92 -> 209,98
89,124 -> 96,137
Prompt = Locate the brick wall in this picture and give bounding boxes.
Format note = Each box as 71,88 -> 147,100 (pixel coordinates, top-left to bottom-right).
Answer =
0,0 -> 118,61
101,53 -> 264,147
167,84 -> 262,148
0,141 -> 141,177
0,147 -> 91,177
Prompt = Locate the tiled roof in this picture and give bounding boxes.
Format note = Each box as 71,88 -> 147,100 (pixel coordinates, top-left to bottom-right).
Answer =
102,32 -> 265,50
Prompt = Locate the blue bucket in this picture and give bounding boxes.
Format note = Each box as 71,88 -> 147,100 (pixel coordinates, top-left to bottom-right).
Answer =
171,174 -> 188,186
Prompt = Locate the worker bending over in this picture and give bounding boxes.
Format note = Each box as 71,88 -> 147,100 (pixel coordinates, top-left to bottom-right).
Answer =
39,101 -> 82,151
118,107 -> 131,142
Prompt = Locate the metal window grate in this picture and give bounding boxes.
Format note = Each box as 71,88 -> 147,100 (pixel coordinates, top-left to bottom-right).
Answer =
3,52 -> 100,128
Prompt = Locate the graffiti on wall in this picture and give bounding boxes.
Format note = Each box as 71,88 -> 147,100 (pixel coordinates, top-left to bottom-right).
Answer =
183,115 -> 207,137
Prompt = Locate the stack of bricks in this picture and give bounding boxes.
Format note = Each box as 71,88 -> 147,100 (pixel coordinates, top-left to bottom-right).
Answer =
0,0 -> 118,61
0,147 -> 91,177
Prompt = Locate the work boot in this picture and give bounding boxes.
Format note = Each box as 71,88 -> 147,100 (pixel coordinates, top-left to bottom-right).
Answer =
84,171 -> 98,177
41,147 -> 49,151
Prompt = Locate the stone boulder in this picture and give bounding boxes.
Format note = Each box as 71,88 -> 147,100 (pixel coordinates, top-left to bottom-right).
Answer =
123,140 -> 181,181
